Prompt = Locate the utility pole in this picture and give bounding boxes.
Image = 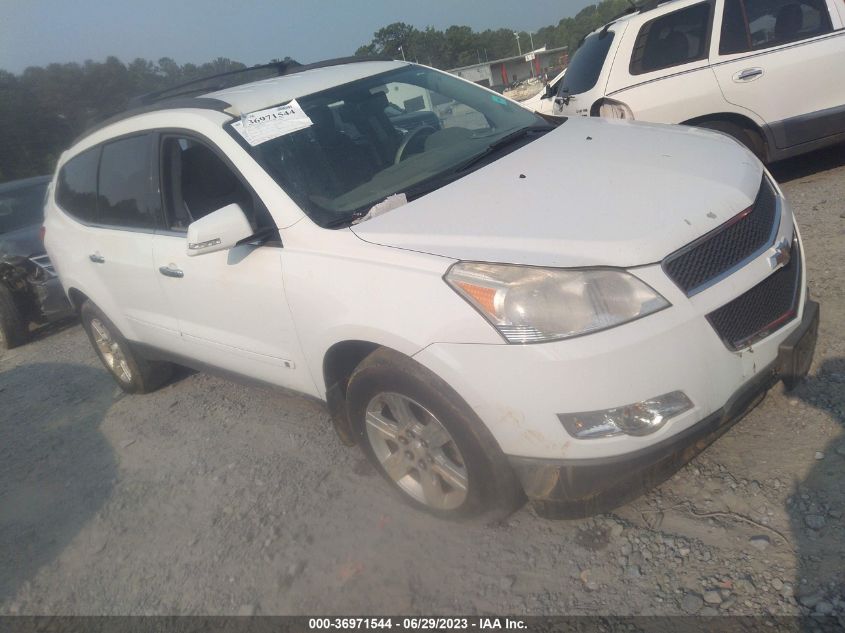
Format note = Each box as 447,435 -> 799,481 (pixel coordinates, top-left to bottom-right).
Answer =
398,46 -> 406,61
529,33 -> 535,52
513,32 -> 522,56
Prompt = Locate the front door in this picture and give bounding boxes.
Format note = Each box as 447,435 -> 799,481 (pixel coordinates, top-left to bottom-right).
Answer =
152,133 -> 310,392
712,0 -> 845,148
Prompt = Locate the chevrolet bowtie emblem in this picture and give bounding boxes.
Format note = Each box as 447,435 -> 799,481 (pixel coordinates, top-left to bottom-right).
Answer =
768,238 -> 792,270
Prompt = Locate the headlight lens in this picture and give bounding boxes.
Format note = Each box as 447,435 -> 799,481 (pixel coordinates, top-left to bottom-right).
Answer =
445,262 -> 669,343
598,99 -> 634,120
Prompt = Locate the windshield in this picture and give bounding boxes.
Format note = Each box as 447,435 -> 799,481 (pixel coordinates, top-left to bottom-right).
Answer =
232,65 -> 547,227
559,30 -> 615,96
0,181 -> 48,235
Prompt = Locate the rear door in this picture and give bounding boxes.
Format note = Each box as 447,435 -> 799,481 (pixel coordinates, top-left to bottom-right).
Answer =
52,135 -> 179,348
601,2 -> 726,124
712,0 -> 845,148
151,133 -> 311,392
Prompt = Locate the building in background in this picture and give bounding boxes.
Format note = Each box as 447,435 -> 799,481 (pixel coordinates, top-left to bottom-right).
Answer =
449,46 -> 569,92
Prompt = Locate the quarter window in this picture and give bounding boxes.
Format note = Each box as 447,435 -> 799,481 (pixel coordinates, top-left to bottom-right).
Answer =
630,2 -> 712,75
719,0 -> 833,54
98,135 -> 158,229
56,147 -> 100,223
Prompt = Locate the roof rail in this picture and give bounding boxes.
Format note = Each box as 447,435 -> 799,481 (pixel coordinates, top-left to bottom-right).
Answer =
604,0 -> 679,24
129,55 -> 395,108
73,55 -> 399,146
129,61 -> 291,108
72,97 -> 233,146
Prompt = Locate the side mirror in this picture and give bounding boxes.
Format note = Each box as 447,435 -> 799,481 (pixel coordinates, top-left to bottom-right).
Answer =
186,203 -> 253,257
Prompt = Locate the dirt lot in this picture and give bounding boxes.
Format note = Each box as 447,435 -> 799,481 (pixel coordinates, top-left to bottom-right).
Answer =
1,146 -> 843,617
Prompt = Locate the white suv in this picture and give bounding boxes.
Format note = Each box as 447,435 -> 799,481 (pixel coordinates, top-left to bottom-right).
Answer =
539,0 -> 845,162
45,58 -> 818,519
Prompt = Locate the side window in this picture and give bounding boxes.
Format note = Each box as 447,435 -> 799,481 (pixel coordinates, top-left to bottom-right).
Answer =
56,147 -> 100,223
630,2 -> 712,75
720,0 -> 833,54
160,137 -> 257,232
98,134 -> 158,229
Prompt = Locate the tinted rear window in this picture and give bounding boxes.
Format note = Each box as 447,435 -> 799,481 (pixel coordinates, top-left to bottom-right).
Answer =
720,0 -> 833,54
559,31 -> 615,96
56,147 -> 100,223
98,135 -> 157,229
630,2 -> 712,75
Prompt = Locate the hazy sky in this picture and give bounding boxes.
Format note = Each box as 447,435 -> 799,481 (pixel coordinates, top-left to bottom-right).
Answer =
0,0 -> 596,73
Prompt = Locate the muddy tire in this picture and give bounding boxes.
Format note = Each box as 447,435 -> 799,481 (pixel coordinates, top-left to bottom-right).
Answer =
346,347 -> 524,522
0,284 -> 28,350
80,300 -> 173,393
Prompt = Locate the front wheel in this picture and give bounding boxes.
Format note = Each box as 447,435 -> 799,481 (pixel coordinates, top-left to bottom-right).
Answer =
80,301 -> 173,393
346,348 -> 524,521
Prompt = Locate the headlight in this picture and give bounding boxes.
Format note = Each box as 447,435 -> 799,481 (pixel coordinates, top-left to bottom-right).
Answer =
592,98 -> 635,120
445,262 -> 669,343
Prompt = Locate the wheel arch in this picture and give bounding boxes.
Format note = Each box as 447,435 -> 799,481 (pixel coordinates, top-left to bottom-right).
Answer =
681,112 -> 769,161
66,287 -> 89,313
322,339 -> 385,446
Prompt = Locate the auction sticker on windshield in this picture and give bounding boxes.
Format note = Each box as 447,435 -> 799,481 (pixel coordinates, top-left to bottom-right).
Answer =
232,99 -> 313,146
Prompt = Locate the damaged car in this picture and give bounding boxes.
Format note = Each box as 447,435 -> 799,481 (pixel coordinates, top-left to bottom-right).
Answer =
44,58 -> 818,519
0,176 -> 73,349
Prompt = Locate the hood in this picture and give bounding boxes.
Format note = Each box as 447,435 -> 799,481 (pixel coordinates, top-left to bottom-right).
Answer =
351,117 -> 763,268
0,224 -> 43,261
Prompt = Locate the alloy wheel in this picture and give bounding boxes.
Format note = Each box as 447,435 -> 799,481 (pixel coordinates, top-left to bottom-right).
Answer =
365,392 -> 468,510
90,318 -> 132,383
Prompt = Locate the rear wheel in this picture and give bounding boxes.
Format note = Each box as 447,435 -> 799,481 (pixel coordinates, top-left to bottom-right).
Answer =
0,284 -> 28,350
80,301 -> 172,393
346,348 -> 524,521
696,120 -> 766,162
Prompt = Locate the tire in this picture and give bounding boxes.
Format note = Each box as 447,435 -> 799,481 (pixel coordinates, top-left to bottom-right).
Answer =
80,300 -> 173,393
0,284 -> 28,350
696,120 -> 766,162
346,347 -> 524,521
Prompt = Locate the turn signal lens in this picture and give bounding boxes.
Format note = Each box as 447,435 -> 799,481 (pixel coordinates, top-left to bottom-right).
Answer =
454,281 -> 497,315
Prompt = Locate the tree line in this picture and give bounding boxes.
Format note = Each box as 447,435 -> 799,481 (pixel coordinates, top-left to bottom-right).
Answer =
0,0 -> 628,183
354,0 -> 630,67
0,56 -> 296,182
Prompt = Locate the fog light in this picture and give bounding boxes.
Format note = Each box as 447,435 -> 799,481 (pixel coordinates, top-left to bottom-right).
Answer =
558,391 -> 693,439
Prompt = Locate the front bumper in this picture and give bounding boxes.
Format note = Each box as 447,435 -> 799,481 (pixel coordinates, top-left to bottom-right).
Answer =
508,300 -> 819,514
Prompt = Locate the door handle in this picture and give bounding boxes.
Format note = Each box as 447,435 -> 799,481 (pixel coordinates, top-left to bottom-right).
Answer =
89,253 -> 105,264
158,265 -> 184,278
734,68 -> 763,82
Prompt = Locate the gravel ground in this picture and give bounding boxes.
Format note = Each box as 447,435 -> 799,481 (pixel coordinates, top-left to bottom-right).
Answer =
1,146 -> 843,617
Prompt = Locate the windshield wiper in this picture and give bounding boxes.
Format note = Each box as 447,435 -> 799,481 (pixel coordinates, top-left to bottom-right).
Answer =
453,125 -> 553,174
